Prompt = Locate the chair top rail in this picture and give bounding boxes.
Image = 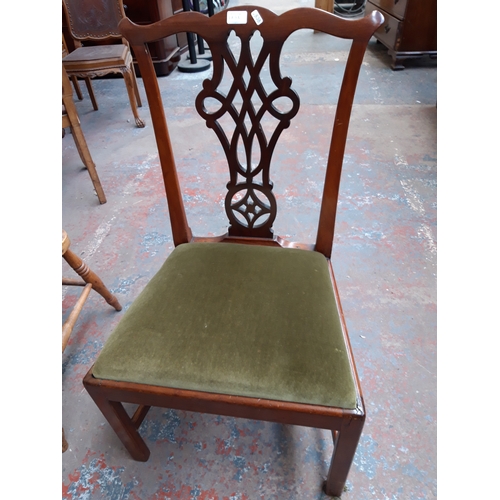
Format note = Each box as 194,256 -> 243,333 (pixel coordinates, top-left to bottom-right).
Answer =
119,6 -> 383,46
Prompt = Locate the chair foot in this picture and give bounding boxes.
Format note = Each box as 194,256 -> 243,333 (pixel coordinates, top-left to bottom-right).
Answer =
322,479 -> 346,498
122,67 -> 145,128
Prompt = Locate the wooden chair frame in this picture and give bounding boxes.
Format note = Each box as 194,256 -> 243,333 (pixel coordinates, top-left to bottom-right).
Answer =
83,6 -> 383,496
62,0 -> 145,127
62,33 -> 96,107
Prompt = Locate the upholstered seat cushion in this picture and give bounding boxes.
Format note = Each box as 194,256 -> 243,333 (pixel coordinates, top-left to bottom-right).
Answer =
93,242 -> 357,409
63,45 -> 130,74
63,45 -> 128,63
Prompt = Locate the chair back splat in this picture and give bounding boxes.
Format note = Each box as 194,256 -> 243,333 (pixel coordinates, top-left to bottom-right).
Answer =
120,6 -> 383,254
83,6 -> 384,498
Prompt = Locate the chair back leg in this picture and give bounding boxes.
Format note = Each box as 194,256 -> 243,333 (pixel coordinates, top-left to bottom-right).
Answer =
84,77 -> 99,111
71,76 -> 83,100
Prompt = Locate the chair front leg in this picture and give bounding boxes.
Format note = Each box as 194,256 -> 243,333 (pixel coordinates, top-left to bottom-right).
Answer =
324,416 -> 365,497
87,390 -> 150,462
122,67 -> 145,128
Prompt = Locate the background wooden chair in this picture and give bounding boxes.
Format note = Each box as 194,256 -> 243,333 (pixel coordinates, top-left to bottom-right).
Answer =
82,6 -> 383,497
62,66 -> 107,204
62,33 -> 96,109
62,0 -> 145,128
62,230 -> 122,452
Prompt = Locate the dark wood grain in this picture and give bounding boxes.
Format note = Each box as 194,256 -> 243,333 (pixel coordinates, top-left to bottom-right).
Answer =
366,0 -> 436,69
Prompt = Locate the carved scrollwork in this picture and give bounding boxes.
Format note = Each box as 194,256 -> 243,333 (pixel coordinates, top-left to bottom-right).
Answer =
196,30 -> 300,238
65,67 -> 127,79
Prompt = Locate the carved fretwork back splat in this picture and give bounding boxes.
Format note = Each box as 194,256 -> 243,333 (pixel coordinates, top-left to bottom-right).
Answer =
122,6 -> 384,251
195,32 -> 299,238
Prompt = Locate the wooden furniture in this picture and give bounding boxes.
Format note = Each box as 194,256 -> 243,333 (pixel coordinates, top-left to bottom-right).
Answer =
122,0 -> 185,76
63,0 -> 187,77
315,0 -> 334,13
82,6 -> 383,497
365,0 -> 437,70
62,66 -> 107,204
62,230 -> 122,352
63,33 -> 95,106
62,230 -> 122,452
62,0 -> 145,127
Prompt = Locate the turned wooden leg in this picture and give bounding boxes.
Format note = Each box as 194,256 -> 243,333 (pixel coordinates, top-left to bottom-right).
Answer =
85,389 -> 150,461
122,68 -> 145,128
324,417 -> 365,497
62,248 -> 122,311
84,78 -> 99,111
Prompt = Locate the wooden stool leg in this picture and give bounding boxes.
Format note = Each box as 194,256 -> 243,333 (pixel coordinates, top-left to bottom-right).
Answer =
62,283 -> 93,351
122,68 -> 145,128
324,417 -> 364,497
63,248 -> 122,311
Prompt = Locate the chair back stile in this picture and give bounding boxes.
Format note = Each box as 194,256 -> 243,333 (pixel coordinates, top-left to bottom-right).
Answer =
316,38 -> 376,257
133,43 -> 192,247
120,7 -> 384,257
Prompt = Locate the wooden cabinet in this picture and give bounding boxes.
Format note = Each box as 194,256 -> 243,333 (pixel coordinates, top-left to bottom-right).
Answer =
123,0 -> 187,76
365,0 -> 436,70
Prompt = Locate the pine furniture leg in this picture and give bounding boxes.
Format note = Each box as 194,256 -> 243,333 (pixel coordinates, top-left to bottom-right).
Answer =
62,249 -> 122,311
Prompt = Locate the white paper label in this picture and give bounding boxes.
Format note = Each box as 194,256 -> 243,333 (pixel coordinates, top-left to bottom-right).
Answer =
227,11 -> 248,24
251,10 -> 263,25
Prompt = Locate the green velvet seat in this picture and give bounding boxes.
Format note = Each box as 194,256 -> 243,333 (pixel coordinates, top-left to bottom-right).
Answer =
93,242 -> 357,409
